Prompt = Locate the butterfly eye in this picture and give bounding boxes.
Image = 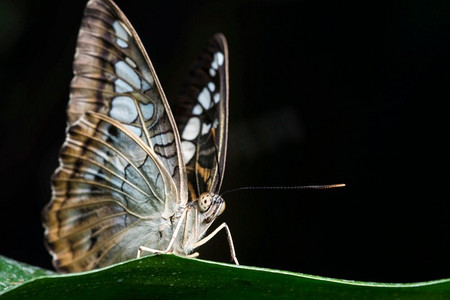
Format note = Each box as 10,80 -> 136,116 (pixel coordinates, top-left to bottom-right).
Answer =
198,193 -> 212,212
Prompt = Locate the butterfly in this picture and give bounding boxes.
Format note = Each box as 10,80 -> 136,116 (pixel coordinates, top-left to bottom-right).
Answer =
43,0 -> 237,273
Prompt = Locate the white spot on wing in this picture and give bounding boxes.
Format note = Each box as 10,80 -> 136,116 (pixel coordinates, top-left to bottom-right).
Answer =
114,78 -> 133,93
211,60 -> 218,70
139,102 -> 154,121
110,96 -> 137,123
198,88 -> 211,109
141,79 -> 151,92
213,93 -> 220,103
113,21 -> 131,38
181,140 -> 196,164
124,124 -> 142,137
216,52 -> 224,66
208,82 -> 215,92
211,52 -> 224,70
192,104 -> 202,115
116,39 -> 128,48
209,68 -> 216,77
112,21 -> 129,48
115,61 -> 140,89
201,122 -> 211,135
125,57 -> 137,68
181,117 -> 200,140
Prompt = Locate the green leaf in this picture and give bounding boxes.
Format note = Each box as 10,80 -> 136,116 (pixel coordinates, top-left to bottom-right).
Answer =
1,254 -> 449,299
0,255 -> 56,293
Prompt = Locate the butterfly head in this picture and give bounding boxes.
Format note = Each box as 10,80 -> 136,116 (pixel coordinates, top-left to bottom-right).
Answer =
197,193 -> 225,223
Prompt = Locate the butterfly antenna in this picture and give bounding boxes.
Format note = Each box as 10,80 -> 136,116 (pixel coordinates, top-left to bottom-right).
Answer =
220,184 -> 345,197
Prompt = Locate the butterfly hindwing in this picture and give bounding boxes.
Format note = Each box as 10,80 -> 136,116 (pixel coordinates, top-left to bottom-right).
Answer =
175,34 -> 229,201
45,112 -> 178,272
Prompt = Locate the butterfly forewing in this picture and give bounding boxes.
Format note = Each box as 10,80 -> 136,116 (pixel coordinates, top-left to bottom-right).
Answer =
175,34 -> 229,201
68,0 -> 186,201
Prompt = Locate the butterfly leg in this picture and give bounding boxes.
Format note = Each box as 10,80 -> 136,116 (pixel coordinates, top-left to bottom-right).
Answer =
137,208 -> 189,259
186,252 -> 199,258
193,222 -> 239,265
137,246 -> 169,258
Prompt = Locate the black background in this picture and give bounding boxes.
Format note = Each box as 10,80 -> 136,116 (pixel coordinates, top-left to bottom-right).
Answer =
1,0 -> 449,283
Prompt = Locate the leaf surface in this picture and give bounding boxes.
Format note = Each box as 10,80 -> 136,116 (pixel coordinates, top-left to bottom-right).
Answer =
1,254 -> 449,299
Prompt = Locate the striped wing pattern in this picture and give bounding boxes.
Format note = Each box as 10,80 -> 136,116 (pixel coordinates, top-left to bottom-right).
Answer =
67,0 -> 186,197
44,0 -> 187,272
175,35 -> 229,201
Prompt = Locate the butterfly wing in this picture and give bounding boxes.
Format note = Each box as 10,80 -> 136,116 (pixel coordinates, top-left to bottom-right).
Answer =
68,0 -> 186,200
174,34 -> 229,200
45,112 -> 178,272
44,0 -> 187,272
